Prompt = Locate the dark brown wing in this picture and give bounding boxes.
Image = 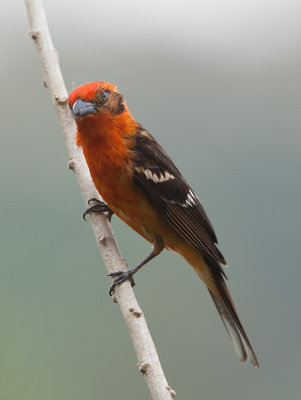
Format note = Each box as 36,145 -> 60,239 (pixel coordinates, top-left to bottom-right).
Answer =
131,128 -> 259,367
130,128 -> 227,275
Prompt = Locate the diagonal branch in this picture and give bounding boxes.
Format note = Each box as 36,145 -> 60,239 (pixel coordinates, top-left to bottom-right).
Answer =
24,1 -> 176,399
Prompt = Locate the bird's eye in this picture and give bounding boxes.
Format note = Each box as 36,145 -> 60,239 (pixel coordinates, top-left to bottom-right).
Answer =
95,87 -> 109,107
101,89 -> 108,99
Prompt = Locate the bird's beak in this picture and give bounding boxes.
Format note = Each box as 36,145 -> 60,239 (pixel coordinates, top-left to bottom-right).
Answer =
72,99 -> 97,117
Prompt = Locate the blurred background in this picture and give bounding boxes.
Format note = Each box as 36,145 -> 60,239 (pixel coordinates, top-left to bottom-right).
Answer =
1,0 -> 301,399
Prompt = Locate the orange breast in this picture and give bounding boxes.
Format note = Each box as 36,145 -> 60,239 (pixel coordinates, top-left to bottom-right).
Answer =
76,117 -> 183,250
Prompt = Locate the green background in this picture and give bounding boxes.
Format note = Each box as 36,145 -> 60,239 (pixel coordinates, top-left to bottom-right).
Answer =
1,1 -> 300,399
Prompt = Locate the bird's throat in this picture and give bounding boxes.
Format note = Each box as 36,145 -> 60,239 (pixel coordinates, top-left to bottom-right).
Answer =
76,111 -> 137,195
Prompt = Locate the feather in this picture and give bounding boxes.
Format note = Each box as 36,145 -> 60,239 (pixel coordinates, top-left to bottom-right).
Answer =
209,278 -> 259,367
131,129 -> 227,276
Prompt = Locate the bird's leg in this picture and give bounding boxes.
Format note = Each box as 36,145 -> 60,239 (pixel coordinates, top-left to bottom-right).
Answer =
108,237 -> 164,296
83,198 -> 114,221
108,252 -> 159,295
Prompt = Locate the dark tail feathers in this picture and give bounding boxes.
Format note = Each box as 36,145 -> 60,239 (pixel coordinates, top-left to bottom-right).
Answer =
209,278 -> 259,367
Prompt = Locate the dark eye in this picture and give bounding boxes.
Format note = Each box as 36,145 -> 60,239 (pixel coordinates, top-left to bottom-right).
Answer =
101,89 -> 108,99
95,87 -> 109,107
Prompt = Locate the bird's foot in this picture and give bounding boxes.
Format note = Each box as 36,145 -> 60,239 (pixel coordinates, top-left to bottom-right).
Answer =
107,270 -> 136,296
83,198 -> 113,221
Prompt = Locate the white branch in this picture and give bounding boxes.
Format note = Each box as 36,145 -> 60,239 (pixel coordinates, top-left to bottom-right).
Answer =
24,1 -> 176,399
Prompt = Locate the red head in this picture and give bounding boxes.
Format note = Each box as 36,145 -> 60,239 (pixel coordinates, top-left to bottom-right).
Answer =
68,81 -> 137,148
68,81 -> 125,118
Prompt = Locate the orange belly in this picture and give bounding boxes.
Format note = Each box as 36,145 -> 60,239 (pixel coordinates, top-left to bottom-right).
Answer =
95,172 -> 179,247
81,141 -> 214,291
91,161 -> 217,294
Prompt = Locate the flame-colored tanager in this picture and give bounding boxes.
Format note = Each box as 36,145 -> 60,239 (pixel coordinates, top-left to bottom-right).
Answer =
68,81 -> 258,367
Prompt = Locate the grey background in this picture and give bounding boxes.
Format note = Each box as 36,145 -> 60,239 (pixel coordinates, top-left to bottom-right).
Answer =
1,1 -> 300,399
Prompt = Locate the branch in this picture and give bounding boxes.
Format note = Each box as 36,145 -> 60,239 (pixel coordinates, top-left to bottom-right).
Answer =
24,1 -> 176,399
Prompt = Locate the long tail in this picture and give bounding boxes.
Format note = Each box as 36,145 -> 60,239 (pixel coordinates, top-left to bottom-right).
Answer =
209,276 -> 259,367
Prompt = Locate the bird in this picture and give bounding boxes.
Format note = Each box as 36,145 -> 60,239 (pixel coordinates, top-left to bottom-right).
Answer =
67,81 -> 259,367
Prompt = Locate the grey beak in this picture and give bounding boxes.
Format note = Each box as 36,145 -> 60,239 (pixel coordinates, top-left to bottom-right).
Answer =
72,99 -> 97,117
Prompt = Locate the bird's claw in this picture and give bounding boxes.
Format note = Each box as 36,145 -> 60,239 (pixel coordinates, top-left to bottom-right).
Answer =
83,198 -> 113,220
107,270 -> 136,296
88,197 -> 102,205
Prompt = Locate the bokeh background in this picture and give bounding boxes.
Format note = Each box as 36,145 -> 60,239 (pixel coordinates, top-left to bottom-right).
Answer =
1,1 -> 301,399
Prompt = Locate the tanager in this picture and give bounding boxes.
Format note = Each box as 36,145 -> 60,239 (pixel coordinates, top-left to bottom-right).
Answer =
68,81 -> 258,367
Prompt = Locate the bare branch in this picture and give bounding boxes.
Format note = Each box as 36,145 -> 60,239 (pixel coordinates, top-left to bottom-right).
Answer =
24,1 -> 176,399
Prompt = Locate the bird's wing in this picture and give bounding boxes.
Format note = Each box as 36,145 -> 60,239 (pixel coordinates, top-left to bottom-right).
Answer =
130,129 -> 227,274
